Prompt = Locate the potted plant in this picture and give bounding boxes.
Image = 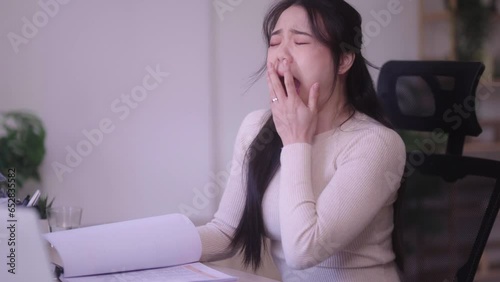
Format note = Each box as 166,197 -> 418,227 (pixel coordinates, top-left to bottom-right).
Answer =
0,111 -> 46,194
36,195 -> 55,218
453,0 -> 495,61
0,110 -> 50,225
36,194 -> 55,233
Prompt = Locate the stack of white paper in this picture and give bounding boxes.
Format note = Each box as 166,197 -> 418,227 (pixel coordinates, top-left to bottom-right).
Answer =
44,213 -> 236,282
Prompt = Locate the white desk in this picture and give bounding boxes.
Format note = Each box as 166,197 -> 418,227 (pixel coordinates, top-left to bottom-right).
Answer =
206,263 -> 280,282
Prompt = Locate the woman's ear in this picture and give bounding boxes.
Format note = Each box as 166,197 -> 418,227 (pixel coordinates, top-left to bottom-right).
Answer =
338,52 -> 355,75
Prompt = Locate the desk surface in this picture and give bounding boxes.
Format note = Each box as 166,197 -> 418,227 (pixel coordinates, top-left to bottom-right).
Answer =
206,263 -> 280,282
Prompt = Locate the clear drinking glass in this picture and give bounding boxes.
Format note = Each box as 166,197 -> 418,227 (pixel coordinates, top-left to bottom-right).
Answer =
47,206 -> 83,232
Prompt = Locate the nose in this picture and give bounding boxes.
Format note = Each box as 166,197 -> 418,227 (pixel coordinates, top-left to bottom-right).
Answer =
275,47 -> 293,76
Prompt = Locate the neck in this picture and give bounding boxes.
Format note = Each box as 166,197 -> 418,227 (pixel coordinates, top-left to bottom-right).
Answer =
315,80 -> 350,135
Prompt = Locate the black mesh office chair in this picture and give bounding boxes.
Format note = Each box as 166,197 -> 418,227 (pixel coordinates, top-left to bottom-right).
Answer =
397,152 -> 500,282
377,60 -> 484,155
377,61 -> 500,282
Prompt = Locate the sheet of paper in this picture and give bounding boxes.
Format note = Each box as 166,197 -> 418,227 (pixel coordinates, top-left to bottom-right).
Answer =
44,213 -> 201,278
61,263 -> 237,282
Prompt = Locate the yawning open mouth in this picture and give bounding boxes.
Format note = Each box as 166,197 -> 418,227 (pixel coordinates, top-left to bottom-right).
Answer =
279,76 -> 301,96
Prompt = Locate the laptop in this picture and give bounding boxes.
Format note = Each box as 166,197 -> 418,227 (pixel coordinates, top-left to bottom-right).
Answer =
0,206 -> 55,282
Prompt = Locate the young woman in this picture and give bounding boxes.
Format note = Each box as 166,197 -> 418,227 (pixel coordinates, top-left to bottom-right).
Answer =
197,0 -> 405,281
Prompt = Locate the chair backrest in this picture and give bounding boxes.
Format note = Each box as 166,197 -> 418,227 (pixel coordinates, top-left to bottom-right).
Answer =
377,60 -> 485,155
394,152 -> 500,282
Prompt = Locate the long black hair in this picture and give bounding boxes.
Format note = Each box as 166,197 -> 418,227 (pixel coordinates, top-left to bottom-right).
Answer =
230,0 -> 394,271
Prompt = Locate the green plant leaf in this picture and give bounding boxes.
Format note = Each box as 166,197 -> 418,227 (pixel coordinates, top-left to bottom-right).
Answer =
0,110 -> 46,191
35,195 -> 55,220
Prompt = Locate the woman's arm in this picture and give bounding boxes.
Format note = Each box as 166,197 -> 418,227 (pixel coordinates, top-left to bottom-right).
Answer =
279,126 -> 406,269
197,109 -> 268,262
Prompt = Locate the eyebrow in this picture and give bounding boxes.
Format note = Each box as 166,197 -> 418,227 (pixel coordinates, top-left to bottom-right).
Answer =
270,28 -> 313,37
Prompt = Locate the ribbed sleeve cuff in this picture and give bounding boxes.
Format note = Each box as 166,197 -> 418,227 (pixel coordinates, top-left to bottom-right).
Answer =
280,142 -> 314,207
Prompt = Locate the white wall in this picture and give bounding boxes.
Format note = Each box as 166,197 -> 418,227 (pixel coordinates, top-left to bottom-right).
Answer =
1,0 -> 214,225
212,0 -> 270,193
347,0 -> 419,82
0,0 -> 419,279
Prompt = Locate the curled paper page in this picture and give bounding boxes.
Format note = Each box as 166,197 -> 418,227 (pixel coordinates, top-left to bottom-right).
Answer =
44,213 -> 201,278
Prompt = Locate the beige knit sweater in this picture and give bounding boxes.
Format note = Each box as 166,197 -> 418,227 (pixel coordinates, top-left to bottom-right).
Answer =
197,109 -> 406,281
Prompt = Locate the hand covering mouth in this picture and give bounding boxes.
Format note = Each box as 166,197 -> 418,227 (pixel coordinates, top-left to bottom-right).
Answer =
279,75 -> 301,96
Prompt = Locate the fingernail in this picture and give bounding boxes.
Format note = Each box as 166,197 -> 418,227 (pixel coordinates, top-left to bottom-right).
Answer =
283,59 -> 288,67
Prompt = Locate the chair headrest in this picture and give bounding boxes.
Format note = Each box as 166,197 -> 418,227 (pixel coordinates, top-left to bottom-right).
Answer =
377,60 -> 485,137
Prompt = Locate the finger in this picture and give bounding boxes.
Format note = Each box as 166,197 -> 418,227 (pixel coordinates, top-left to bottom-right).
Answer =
267,62 -> 287,102
266,71 -> 278,105
283,59 -> 297,102
308,83 -> 320,112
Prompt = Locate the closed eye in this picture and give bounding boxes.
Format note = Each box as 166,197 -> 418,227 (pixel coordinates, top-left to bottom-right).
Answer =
296,42 -> 310,45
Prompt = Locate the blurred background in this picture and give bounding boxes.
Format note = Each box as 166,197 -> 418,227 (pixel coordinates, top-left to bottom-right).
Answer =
0,0 -> 498,280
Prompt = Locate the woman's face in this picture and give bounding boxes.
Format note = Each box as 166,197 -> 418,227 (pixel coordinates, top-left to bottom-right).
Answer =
267,5 -> 335,107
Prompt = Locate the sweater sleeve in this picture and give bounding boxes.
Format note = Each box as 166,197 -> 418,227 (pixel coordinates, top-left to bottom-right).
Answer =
279,127 -> 406,269
196,110 -> 268,262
